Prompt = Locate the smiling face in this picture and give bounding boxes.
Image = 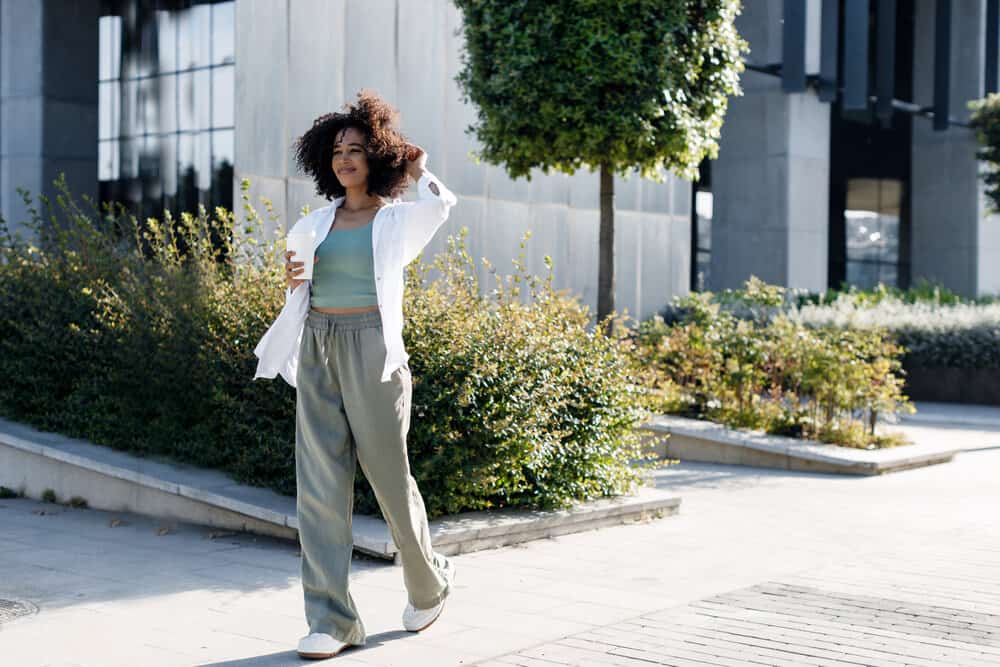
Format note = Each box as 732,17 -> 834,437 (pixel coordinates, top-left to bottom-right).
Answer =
331,126 -> 370,190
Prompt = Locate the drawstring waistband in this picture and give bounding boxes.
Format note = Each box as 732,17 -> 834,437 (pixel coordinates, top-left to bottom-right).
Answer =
305,309 -> 382,332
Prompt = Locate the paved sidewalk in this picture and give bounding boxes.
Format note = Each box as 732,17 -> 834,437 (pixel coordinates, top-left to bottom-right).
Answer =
1,418 -> 998,666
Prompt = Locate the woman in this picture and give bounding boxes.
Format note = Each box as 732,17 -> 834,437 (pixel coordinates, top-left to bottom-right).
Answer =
252,91 -> 458,660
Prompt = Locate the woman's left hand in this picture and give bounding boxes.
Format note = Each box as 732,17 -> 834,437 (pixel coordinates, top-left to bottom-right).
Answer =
404,144 -> 427,181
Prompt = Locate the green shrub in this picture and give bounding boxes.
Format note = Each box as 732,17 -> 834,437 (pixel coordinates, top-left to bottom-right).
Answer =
796,280 -> 997,307
790,295 -> 1000,369
634,281 -> 912,448
392,230 -> 646,517
0,176 -> 297,496
0,177 -> 647,519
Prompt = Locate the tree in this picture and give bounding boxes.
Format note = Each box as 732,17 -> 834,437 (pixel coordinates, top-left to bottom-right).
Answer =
453,0 -> 747,331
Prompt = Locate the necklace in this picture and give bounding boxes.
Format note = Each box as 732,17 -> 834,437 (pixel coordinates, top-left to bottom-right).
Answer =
339,200 -> 381,213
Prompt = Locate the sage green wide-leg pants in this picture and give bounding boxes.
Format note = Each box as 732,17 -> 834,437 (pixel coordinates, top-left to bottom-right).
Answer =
294,309 -> 451,645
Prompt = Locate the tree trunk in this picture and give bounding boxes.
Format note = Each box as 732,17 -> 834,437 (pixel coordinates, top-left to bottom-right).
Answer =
597,163 -> 615,335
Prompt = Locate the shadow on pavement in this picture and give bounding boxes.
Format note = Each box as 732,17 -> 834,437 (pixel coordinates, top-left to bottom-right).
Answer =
196,630 -> 412,666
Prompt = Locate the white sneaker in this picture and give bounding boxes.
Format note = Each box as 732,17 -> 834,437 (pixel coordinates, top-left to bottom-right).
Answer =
402,557 -> 456,632
297,632 -> 350,659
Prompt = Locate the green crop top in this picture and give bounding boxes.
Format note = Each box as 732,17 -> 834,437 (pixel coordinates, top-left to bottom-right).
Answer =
310,220 -> 378,309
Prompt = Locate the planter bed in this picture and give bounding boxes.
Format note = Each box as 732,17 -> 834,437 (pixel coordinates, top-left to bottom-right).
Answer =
639,414 -> 958,475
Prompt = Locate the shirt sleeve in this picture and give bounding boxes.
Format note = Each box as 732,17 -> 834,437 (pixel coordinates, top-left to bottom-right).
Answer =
398,170 -> 458,266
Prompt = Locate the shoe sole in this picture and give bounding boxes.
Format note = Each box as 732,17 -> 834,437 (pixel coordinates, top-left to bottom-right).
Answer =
408,599 -> 446,633
297,645 -> 349,659
297,649 -> 345,660
405,560 -> 455,633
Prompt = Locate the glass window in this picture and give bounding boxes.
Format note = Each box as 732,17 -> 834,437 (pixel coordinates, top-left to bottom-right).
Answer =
693,189 -> 713,291
844,178 -> 903,289
99,140 -> 120,181
195,131 -> 212,192
138,76 -> 158,136
121,79 -> 141,138
120,137 -> 140,180
178,70 -> 211,132
98,82 -> 119,140
99,16 -> 122,81
178,4 -> 211,70
158,74 -> 177,135
140,135 -> 163,200
211,65 -> 234,129
212,129 -> 234,171
160,134 -> 178,197
212,2 -> 235,65
99,1 -> 235,221
156,10 -> 177,74
194,69 -> 212,131
177,71 -> 195,132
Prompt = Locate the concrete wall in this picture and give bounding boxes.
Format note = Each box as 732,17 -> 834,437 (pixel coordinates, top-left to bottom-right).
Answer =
911,0 -> 1000,297
708,0 -> 829,293
234,0 -> 690,321
0,0 -> 99,240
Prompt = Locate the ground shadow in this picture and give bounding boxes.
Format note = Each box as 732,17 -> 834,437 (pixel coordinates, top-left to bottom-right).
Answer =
197,629 -> 412,666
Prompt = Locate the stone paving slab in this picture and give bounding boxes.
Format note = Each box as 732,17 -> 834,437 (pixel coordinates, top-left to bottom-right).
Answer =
0,418 -> 996,666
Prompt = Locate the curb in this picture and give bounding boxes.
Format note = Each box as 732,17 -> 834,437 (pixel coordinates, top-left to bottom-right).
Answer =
639,414 -> 959,475
0,417 -> 681,561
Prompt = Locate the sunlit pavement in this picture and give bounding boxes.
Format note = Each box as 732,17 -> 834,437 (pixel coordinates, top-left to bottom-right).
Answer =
1,407 -> 998,666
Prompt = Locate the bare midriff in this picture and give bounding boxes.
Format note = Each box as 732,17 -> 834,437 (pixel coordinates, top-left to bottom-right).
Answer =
311,304 -> 379,314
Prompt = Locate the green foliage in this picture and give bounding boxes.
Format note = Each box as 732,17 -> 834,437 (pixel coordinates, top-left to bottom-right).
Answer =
453,0 -> 747,180
633,281 -> 912,449
970,93 -> 1000,213
0,175 -> 298,496
797,280 -> 998,307
791,292 -> 1000,370
0,178 -> 648,519
381,230 -> 647,517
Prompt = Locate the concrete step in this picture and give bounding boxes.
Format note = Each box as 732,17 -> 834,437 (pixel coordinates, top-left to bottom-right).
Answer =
0,417 -> 681,561
640,414 -> 959,475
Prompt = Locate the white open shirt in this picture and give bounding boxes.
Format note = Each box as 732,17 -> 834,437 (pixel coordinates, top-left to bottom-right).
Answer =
253,171 -> 457,387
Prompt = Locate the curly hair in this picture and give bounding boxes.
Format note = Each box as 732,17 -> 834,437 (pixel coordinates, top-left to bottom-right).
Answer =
293,90 -> 411,200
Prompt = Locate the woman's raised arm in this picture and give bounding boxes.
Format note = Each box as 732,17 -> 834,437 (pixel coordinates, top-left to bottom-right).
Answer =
398,147 -> 458,265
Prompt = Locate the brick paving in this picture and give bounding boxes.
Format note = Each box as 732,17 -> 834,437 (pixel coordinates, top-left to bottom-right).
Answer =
482,577 -> 1000,666
478,483 -> 1000,667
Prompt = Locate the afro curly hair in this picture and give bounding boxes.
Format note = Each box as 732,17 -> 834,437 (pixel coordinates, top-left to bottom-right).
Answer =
293,90 -> 412,201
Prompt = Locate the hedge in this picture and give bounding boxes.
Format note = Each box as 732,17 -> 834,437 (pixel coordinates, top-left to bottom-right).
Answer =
0,177 -> 647,519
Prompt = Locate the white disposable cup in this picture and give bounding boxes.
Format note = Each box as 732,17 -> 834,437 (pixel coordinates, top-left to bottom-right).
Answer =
286,231 -> 317,280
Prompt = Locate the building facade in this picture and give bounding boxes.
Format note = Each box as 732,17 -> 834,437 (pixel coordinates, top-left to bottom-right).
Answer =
0,0 -> 690,323
703,0 -> 1000,297
4,0 -> 997,317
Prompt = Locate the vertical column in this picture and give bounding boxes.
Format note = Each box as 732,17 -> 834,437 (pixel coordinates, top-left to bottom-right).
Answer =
710,1 -> 830,292
910,0 -> 998,296
0,0 -> 99,240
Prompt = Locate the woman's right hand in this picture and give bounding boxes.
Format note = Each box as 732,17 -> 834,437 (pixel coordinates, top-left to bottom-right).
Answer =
284,250 -> 318,291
